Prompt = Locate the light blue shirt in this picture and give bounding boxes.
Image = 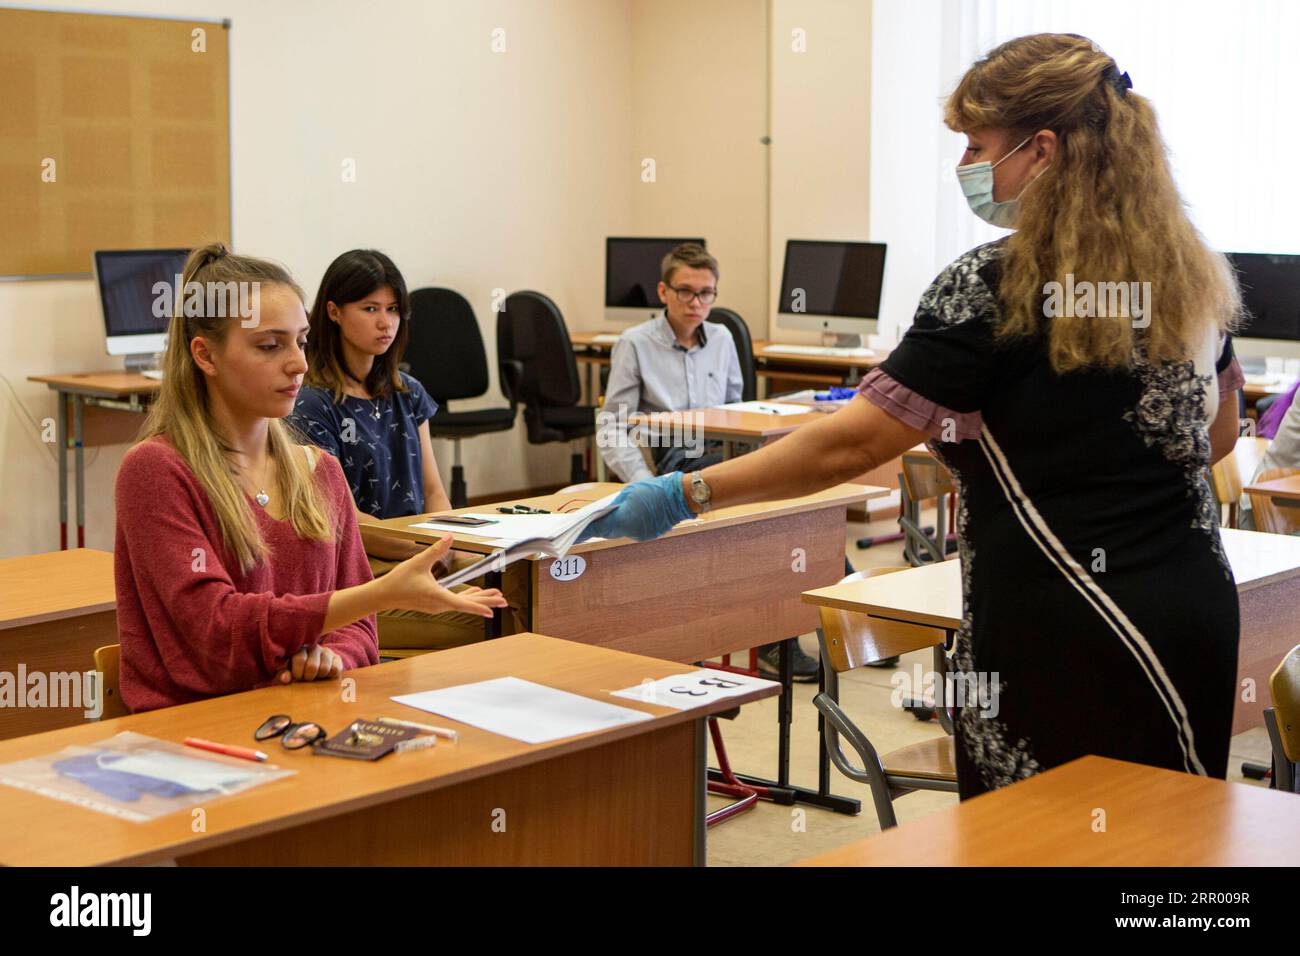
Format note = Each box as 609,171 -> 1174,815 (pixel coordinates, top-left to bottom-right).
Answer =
597,312 -> 743,482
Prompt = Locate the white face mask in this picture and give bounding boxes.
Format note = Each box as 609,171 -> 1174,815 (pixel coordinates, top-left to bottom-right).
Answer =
956,135 -> 1048,228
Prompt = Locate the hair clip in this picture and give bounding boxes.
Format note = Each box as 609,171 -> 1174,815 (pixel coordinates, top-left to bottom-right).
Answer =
1112,69 -> 1132,98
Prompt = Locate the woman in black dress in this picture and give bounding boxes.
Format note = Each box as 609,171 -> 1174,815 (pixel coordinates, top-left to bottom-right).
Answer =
580,33 -> 1244,797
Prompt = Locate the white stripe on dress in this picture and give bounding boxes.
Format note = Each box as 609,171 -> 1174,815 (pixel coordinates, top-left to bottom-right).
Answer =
977,426 -> 1206,775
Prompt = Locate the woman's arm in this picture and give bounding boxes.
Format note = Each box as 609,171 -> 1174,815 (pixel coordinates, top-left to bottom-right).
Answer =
681,397 -> 928,512
323,535 -> 504,631
1209,390 -> 1241,466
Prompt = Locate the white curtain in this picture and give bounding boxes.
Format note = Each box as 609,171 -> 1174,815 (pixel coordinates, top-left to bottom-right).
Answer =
873,0 -> 1300,336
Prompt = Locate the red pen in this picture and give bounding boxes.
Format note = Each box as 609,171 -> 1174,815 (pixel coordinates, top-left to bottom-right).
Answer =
184,737 -> 268,762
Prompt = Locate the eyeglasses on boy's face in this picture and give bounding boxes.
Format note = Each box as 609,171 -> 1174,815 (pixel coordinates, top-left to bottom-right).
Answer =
255,714 -> 327,750
667,285 -> 717,306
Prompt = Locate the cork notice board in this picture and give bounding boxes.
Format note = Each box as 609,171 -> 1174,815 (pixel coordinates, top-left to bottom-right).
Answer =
0,8 -> 230,278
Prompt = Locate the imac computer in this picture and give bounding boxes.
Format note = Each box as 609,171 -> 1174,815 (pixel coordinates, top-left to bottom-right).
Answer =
605,236 -> 706,325
775,239 -> 886,349
1227,252 -> 1300,365
94,248 -> 190,373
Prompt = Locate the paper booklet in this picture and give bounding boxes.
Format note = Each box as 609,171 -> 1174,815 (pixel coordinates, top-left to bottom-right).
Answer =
413,493 -> 620,589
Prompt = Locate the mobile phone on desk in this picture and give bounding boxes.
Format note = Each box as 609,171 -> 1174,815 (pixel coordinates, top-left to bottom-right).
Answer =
426,515 -> 498,527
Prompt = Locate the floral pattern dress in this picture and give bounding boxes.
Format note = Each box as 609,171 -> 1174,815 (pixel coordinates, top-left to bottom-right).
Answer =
856,238 -> 1244,798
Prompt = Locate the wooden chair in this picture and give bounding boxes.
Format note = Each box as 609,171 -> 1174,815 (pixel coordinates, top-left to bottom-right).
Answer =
1264,644 -> 1300,794
1246,467 -> 1300,535
1210,435 -> 1269,528
812,567 -> 958,829
91,644 -> 131,721
898,452 -> 956,565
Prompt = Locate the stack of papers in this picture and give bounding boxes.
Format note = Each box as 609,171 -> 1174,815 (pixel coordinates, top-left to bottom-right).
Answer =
411,493 -> 619,588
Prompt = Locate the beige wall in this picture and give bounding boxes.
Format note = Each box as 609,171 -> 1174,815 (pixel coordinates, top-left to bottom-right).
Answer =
0,0 -> 635,557
626,0 -> 768,334
768,0 -> 873,341
0,0 -> 874,559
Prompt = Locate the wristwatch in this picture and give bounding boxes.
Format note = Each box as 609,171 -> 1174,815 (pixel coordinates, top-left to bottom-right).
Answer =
689,471 -> 712,513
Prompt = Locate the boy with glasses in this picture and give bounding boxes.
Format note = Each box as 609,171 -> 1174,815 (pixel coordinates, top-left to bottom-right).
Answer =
596,243 -> 819,680
598,242 -> 739,482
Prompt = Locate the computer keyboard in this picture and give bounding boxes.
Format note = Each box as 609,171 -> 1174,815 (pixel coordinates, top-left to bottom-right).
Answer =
761,344 -> 875,358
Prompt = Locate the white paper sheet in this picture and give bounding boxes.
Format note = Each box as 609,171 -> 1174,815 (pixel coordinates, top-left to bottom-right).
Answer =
717,400 -> 815,416
391,677 -> 653,744
609,668 -> 779,710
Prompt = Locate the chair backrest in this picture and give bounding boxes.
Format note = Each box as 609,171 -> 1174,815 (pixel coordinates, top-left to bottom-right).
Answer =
497,291 -> 581,407
405,287 -> 489,404
817,567 -> 948,672
900,451 -> 955,504
1210,435 -> 1269,512
1269,644 -> 1300,763
1247,466 -> 1300,535
707,307 -> 756,402
92,644 -> 131,721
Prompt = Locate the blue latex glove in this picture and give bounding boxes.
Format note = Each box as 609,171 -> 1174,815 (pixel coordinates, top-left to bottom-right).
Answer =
577,473 -> 696,543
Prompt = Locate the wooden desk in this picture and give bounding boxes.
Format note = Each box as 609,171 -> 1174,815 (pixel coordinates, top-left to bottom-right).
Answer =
372,481 -> 885,663
801,528 -> 1300,734
634,405 -> 828,459
28,372 -> 160,549
797,755 -> 1300,866
0,549 -> 117,740
0,633 -> 777,866
752,339 -> 885,389
1244,473 -> 1300,506
371,480 -> 887,814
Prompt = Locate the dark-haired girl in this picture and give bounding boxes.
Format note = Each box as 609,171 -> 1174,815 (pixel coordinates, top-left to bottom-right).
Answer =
290,250 -> 519,650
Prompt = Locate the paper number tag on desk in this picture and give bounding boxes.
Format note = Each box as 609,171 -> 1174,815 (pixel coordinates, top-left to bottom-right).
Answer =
549,555 -> 586,581
610,669 -> 778,710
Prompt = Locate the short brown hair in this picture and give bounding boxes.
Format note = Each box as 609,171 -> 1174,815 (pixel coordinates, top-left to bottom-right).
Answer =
660,242 -> 718,285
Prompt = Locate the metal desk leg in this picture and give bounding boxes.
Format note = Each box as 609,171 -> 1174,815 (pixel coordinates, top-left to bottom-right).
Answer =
57,389 -> 68,550
710,635 -> 860,815
777,637 -> 793,787
73,393 -> 86,549
484,569 -> 503,639
693,718 -> 707,866
817,649 -> 830,794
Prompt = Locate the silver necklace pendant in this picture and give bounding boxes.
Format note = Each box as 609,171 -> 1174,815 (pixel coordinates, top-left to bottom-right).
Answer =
255,490 -> 270,508
371,399 -> 383,420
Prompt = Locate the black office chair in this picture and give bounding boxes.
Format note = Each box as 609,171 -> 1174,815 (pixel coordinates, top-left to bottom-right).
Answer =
708,307 -> 757,402
404,287 -> 517,508
497,290 -> 596,484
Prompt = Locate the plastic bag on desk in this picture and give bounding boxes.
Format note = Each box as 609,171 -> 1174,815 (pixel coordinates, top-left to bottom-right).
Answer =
0,731 -> 296,823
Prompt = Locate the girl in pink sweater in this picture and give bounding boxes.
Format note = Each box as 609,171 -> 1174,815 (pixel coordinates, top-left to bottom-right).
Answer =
114,244 -> 506,712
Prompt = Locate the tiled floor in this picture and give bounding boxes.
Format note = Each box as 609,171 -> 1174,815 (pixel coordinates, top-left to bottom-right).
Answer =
703,509 -> 1276,867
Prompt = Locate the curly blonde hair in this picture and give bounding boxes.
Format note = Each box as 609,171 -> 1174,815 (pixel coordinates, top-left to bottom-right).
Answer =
945,33 -> 1239,372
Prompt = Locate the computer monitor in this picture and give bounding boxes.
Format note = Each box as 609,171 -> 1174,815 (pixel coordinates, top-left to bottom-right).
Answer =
94,248 -> 189,370
1227,252 -> 1300,361
776,240 -> 886,346
605,237 -> 706,324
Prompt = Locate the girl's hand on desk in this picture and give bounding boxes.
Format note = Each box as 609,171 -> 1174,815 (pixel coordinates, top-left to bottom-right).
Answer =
380,534 -> 508,618
277,644 -> 344,684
